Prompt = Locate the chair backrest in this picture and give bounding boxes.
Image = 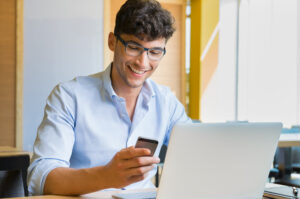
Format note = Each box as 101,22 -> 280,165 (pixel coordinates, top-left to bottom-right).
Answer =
0,153 -> 30,197
158,144 -> 167,163
0,170 -> 25,197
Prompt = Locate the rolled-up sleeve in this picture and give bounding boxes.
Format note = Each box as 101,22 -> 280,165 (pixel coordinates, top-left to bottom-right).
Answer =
28,83 -> 76,195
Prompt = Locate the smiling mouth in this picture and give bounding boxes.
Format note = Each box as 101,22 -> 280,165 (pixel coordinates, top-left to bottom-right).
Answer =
128,65 -> 150,75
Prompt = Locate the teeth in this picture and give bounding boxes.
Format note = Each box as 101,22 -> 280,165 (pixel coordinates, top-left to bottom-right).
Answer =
129,65 -> 145,74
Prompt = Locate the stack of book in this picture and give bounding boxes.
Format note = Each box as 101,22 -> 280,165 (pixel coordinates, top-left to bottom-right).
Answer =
264,183 -> 299,199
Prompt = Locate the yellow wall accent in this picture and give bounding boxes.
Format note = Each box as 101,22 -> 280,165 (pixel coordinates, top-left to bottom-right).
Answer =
201,32 -> 219,96
200,0 -> 219,54
189,0 -> 219,120
189,0 -> 201,119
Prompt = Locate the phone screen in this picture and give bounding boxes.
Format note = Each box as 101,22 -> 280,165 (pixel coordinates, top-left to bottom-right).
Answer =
135,137 -> 158,156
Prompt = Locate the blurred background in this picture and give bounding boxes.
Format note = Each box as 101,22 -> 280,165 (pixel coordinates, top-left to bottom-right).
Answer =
0,0 -> 299,155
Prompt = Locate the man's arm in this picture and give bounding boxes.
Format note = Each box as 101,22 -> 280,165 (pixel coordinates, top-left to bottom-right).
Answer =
44,147 -> 160,195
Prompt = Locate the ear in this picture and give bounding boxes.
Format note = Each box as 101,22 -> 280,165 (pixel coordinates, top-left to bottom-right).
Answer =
108,32 -> 116,52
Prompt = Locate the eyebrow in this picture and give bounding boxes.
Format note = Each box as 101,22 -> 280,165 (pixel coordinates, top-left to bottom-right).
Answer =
127,40 -> 165,50
127,40 -> 141,46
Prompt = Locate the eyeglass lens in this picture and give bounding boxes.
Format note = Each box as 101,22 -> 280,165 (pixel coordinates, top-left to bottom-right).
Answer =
126,43 -> 164,60
116,34 -> 165,61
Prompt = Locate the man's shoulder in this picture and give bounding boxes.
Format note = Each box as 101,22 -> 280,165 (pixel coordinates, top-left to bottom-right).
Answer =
146,79 -> 176,99
59,71 -> 103,90
49,71 -> 106,100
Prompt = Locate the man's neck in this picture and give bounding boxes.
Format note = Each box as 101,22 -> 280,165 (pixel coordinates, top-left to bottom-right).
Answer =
110,65 -> 143,120
111,79 -> 142,101
113,86 -> 141,121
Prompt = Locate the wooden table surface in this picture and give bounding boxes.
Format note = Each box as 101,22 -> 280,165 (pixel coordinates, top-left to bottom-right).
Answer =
13,188 -> 157,199
278,133 -> 300,147
10,188 -> 271,199
0,146 -> 30,157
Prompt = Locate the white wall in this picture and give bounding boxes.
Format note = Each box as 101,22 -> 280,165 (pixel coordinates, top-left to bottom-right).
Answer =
238,0 -> 299,127
24,0 -> 104,151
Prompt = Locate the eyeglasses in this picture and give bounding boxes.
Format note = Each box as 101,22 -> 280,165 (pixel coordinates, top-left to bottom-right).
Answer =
115,34 -> 166,61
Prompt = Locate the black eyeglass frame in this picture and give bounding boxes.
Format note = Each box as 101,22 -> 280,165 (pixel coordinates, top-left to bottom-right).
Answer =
115,34 -> 166,61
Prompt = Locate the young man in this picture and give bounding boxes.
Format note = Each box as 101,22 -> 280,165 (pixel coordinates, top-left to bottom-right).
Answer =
28,0 -> 191,196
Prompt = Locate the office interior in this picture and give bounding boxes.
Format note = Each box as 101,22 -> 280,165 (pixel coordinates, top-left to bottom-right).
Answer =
1,0 -> 300,197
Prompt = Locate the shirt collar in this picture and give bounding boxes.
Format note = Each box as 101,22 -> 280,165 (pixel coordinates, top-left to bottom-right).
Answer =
102,63 -> 156,104
102,63 -> 118,99
142,79 -> 156,106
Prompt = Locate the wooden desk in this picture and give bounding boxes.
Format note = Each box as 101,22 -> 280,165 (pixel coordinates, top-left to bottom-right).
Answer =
14,188 -> 156,199
278,133 -> 300,148
11,188 -> 270,199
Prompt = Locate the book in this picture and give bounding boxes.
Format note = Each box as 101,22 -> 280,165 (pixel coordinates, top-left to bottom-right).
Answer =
264,183 -> 299,199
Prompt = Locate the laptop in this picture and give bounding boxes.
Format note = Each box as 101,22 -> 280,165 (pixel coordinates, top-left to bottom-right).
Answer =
113,122 -> 282,199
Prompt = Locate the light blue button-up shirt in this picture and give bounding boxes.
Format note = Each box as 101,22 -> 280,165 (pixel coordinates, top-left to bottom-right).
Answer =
27,64 -> 191,195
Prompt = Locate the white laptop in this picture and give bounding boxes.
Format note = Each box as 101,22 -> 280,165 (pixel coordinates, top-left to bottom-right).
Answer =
113,122 -> 282,199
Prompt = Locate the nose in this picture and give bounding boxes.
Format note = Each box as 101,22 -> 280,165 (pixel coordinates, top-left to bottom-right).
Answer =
136,50 -> 150,68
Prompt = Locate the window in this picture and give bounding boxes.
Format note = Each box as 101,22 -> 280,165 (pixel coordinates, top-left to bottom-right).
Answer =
197,0 -> 300,128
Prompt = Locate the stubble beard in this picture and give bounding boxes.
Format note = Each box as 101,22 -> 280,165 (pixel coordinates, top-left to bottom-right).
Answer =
117,62 -> 146,89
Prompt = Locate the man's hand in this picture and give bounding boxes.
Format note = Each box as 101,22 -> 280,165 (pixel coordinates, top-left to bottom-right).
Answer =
44,146 -> 160,195
103,146 -> 160,188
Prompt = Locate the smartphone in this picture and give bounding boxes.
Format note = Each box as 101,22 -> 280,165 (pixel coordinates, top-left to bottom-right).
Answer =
135,136 -> 158,156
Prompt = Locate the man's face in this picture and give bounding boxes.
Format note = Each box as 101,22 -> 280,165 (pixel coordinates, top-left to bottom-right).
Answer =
109,33 -> 166,89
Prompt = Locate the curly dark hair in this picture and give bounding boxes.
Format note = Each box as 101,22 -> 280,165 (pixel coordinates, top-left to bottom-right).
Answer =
114,0 -> 176,41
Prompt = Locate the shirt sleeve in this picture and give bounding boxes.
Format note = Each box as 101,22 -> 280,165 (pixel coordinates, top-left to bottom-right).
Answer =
27,83 -> 76,195
163,90 -> 192,146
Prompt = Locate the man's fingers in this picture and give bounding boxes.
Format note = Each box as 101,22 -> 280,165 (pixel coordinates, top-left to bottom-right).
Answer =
105,147 -> 160,188
123,156 -> 160,169
126,165 -> 155,177
119,147 -> 151,160
127,175 -> 145,184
